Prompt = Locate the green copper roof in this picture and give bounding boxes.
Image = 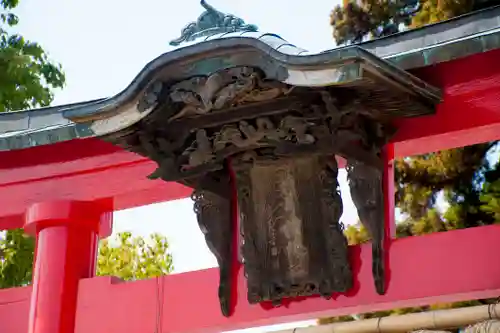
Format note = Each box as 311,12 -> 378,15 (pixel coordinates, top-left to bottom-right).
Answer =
0,5 -> 499,151
169,0 -> 258,46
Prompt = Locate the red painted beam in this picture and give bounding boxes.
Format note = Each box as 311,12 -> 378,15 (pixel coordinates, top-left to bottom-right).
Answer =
0,49 -> 500,230
0,139 -> 192,230
73,225 -> 500,332
1,225 -> 498,333
394,49 -> 500,157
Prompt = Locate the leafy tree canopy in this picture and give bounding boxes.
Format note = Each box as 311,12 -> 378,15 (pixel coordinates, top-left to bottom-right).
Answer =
330,0 -> 497,45
97,232 -> 173,281
0,0 -> 65,112
0,229 -> 34,288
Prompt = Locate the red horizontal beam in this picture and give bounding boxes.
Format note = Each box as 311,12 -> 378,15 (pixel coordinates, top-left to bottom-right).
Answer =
0,144 -> 192,230
0,49 -> 499,230
394,49 -> 500,157
1,225 -> 499,333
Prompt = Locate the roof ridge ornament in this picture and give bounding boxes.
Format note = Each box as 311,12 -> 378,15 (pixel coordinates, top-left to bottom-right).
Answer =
169,0 -> 258,46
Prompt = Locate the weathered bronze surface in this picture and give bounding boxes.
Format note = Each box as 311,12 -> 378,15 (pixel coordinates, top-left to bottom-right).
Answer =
169,0 -> 258,46
235,156 -> 351,304
103,60 -> 437,315
347,159 -> 386,294
100,1 -> 440,315
191,171 -> 235,316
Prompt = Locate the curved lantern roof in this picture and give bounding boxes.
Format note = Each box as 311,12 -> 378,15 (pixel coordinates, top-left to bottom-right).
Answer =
0,3 -> 499,151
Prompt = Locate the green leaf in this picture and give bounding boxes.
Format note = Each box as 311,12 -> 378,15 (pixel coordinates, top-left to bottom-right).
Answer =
0,2 -> 65,112
6,13 -> 17,26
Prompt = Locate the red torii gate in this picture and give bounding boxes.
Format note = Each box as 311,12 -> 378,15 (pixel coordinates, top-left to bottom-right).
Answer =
1,5 -> 500,333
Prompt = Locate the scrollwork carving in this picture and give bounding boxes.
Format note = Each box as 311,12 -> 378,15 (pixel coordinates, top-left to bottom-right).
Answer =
191,173 -> 234,316
177,114 -> 327,173
346,157 -> 386,295
181,129 -> 214,170
168,67 -> 293,121
137,81 -> 164,113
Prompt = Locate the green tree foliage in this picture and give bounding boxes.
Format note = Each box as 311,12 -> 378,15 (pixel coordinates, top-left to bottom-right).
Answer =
323,2 -> 500,325
330,0 -> 500,45
397,144 -> 500,231
0,0 -> 65,112
330,0 -> 414,45
97,232 -> 173,281
480,165 -> 500,222
0,231 -> 174,288
0,229 -> 34,288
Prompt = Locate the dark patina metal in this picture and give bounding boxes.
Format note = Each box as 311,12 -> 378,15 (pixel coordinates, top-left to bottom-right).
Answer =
98,1 -> 441,316
169,0 -> 258,46
234,155 -> 351,304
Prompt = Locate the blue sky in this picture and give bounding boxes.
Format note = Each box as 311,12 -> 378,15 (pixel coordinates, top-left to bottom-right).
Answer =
15,0 -> 350,331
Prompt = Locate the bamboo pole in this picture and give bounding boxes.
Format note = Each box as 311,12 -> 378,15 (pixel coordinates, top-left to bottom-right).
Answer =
463,320 -> 500,332
415,320 -> 500,332
272,304 -> 500,333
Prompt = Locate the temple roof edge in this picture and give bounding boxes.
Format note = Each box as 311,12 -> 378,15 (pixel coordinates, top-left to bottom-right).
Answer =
0,5 -> 498,151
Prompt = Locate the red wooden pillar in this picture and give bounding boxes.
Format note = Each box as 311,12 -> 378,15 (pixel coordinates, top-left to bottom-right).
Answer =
24,200 -> 111,333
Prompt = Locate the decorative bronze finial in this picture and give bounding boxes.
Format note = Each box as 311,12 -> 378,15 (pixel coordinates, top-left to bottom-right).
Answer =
169,0 -> 258,46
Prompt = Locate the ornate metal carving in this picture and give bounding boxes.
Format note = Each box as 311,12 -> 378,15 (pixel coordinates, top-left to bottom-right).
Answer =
168,67 -> 292,121
191,172 -> 234,316
169,0 -> 258,46
346,158 -> 386,295
104,61 -> 438,315
137,81 -> 164,113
